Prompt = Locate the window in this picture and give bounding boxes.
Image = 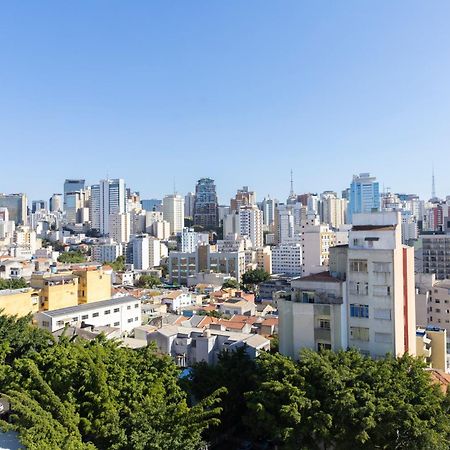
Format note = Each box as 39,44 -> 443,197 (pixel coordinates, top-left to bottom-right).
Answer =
436,299 -> 441,304
350,260 -> 368,273
134,317 -> 139,321
373,262 -> 391,273
42,321 -> 50,327
128,318 -> 133,323
81,314 -> 88,320
374,308 -> 391,320
318,343 -> 331,351
436,309 -> 441,313
104,310 -> 111,315
113,308 -> 119,313
127,305 -> 131,310
373,285 -> 391,297
350,327 -> 369,341
319,319 -> 331,330
375,332 -> 392,344
350,304 -> 369,318
135,303 -> 139,308
114,322 -> 120,326
56,320 -> 64,326
72,317 -> 78,322
93,312 -> 99,318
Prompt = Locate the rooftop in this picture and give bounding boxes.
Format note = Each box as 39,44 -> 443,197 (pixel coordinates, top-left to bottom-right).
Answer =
298,271 -> 341,283
38,296 -> 138,317
352,225 -> 396,231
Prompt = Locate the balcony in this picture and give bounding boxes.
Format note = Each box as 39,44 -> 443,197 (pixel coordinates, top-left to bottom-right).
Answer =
314,327 -> 331,341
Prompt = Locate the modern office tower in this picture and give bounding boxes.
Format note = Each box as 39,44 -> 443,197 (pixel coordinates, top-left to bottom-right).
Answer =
346,211 -> 416,358
162,194 -> 184,235
0,193 -> 27,225
274,204 -> 295,244
272,243 -> 303,276
141,199 -> 162,212
347,173 -> 380,223
421,234 -> 450,279
49,194 -> 63,212
320,192 -> 348,228
193,178 -> 219,229
238,205 -> 263,248
184,192 -> 195,218
65,191 -> 82,223
109,213 -> 130,244
90,179 -> 126,235
31,200 -> 47,213
260,196 -> 276,227
63,179 -> 85,211
301,217 -> 336,276
230,186 -> 256,212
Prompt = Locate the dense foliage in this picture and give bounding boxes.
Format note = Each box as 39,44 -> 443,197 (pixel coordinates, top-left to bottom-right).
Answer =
57,251 -> 86,263
241,269 -> 270,293
0,278 -> 27,291
106,255 -> 126,272
190,348 -> 450,450
0,315 -> 222,449
135,274 -> 161,288
221,279 -> 240,290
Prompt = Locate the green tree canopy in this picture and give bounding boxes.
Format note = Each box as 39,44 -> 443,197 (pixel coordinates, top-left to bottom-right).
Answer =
221,279 -> 240,290
241,269 -> 270,291
105,255 -> 126,272
57,251 -> 86,264
135,274 -> 161,288
0,278 -> 27,291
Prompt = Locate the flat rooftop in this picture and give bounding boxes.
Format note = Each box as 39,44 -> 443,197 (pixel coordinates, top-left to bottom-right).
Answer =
39,296 -> 138,317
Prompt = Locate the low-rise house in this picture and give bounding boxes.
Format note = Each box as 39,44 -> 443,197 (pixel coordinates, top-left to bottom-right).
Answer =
147,325 -> 270,366
161,290 -> 193,312
0,288 -> 40,317
259,317 -> 279,337
34,296 -> 141,334
218,298 -> 256,316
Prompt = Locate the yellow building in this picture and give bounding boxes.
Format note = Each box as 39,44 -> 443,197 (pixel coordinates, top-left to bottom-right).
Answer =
0,288 -> 40,317
31,273 -> 79,311
73,267 -> 112,304
416,327 -> 447,372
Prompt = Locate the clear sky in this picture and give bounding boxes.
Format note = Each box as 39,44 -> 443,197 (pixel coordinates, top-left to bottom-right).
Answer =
1,1 -> 450,204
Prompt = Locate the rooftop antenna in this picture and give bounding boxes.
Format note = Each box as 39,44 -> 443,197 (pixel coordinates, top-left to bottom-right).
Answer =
289,169 -> 294,197
173,177 -> 177,195
432,165 -> 436,199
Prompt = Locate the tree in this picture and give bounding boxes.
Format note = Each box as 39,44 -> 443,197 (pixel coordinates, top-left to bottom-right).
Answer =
106,255 -> 126,272
0,278 -> 27,291
135,274 -> 161,289
221,279 -> 240,290
0,315 -> 222,450
57,251 -> 86,264
241,269 -> 270,292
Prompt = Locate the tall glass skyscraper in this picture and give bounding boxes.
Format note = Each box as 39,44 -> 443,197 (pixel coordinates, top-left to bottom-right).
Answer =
348,173 -> 380,223
63,179 -> 85,211
193,178 -> 219,229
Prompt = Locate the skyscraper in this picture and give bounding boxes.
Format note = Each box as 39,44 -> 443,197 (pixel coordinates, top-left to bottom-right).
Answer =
193,178 -> 219,229
230,186 -> 256,212
162,194 -> 185,235
90,179 -> 126,235
0,193 -> 27,225
63,179 -> 85,210
49,194 -> 63,213
348,173 -> 380,223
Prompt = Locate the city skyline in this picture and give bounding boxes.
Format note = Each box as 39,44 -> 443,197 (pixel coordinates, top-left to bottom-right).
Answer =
2,2 -> 450,201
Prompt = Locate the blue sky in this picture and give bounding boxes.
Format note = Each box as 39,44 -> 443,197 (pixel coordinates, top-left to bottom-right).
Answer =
1,1 -> 450,203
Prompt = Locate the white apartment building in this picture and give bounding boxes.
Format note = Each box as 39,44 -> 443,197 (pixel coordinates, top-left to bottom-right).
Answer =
346,212 -> 416,358
109,213 -> 130,244
130,210 -> 146,235
301,217 -> 335,276
132,234 -> 161,270
92,241 -> 122,264
181,227 -> 208,252
320,192 -> 348,228
162,194 -> 184,235
275,204 -> 295,244
272,243 -> 302,277
90,179 -> 126,235
34,296 -> 141,334
238,205 -> 263,248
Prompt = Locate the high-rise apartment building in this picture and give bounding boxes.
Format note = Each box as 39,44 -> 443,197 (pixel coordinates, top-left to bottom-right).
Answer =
320,192 -> 348,228
238,205 -> 263,248
230,186 -> 256,212
109,213 -> 130,244
184,192 -> 195,218
348,173 -> 380,223
260,196 -> 276,227
162,194 -> 184,235
49,194 -> 63,213
0,193 -> 27,225
274,204 -> 295,244
193,178 -> 218,229
421,234 -> 450,279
